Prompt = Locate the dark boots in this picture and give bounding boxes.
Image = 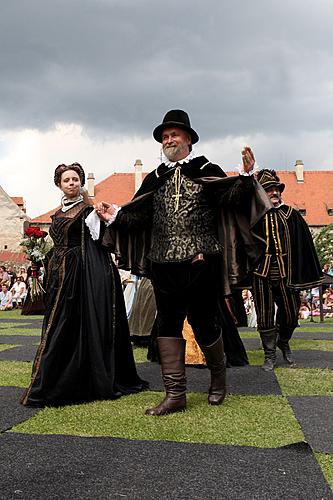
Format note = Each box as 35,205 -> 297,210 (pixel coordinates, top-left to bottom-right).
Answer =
277,326 -> 295,366
259,329 -> 277,371
145,337 -> 186,416
199,336 -> 227,405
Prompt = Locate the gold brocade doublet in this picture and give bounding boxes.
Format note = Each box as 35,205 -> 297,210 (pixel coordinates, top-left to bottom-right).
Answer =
148,168 -> 222,262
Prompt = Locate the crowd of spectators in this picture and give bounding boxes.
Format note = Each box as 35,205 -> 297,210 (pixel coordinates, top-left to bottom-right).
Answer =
0,264 -> 30,310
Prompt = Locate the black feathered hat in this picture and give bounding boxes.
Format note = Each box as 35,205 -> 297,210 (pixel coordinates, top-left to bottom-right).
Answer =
153,109 -> 199,144
257,169 -> 285,193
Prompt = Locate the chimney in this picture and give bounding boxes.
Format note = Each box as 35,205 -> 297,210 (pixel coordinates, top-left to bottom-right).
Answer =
134,159 -> 143,191
295,160 -> 304,183
87,172 -> 95,197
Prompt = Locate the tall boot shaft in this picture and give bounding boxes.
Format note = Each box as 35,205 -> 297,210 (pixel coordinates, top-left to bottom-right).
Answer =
145,337 -> 186,416
259,329 -> 277,371
199,335 -> 226,405
276,326 -> 295,366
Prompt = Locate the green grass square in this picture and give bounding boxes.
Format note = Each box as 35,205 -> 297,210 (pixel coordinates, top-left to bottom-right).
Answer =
0,327 -> 40,336
0,360 -> 32,387
12,392 -> 303,448
289,339 -> 333,351
276,368 -> 333,396
315,453 -> 333,491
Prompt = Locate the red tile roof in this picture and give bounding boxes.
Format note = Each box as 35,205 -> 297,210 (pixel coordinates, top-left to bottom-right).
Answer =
11,197 -> 24,205
32,169 -> 333,227
0,251 -> 28,265
31,173 -> 149,223
276,171 -> 333,226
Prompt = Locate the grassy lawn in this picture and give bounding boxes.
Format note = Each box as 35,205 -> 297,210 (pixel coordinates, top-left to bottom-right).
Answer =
0,360 -> 32,387
276,368 -> 333,396
315,453 -> 333,489
0,327 -> 41,336
289,339 -> 333,351
1,312 -> 332,491
0,310 -> 43,320
0,322 -> 32,329
12,392 -> 304,448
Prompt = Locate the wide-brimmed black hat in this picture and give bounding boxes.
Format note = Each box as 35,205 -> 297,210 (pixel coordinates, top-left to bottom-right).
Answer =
153,109 -> 199,144
257,169 -> 285,193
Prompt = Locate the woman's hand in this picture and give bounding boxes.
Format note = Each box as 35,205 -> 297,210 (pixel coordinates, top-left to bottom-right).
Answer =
95,202 -> 116,222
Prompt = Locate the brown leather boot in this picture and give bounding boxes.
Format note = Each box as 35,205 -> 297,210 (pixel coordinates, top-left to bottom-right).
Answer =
199,335 -> 227,405
259,329 -> 277,371
145,337 -> 186,416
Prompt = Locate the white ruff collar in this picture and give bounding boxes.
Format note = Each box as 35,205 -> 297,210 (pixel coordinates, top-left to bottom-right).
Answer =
61,194 -> 84,212
163,150 -> 196,168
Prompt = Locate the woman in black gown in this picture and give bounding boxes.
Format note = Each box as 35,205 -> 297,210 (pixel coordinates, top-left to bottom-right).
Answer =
21,163 -> 147,407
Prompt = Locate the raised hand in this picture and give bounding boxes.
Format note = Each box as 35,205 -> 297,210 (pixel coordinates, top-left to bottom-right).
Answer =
241,146 -> 255,173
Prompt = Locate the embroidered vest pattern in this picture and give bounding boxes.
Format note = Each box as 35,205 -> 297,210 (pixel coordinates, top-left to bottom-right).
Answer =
148,169 -> 222,262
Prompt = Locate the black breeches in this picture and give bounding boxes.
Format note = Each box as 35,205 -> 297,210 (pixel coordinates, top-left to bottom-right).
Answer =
252,273 -> 301,332
151,257 -> 222,346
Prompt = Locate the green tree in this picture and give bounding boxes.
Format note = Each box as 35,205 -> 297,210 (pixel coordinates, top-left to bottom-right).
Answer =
314,223 -> 333,267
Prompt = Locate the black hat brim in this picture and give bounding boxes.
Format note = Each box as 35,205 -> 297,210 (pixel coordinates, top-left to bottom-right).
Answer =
262,181 -> 285,193
153,121 -> 199,144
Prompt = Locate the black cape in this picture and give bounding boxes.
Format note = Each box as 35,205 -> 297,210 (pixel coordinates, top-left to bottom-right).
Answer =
251,204 -> 323,289
104,156 -> 272,295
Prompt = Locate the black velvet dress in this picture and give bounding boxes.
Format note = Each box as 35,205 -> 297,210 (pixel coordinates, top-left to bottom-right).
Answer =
21,202 -> 147,407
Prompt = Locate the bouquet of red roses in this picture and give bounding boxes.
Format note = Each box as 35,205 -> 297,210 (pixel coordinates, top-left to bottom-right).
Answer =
20,226 -> 49,300
20,226 -> 48,264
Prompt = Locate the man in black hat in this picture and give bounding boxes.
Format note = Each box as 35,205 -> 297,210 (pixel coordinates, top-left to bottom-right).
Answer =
252,169 -> 322,371
96,109 -> 264,416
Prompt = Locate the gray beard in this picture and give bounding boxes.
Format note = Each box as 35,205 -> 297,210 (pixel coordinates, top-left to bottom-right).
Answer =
163,144 -> 188,162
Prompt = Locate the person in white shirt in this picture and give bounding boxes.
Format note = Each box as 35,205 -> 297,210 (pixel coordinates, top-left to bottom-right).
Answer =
0,284 -> 13,310
10,276 -> 27,308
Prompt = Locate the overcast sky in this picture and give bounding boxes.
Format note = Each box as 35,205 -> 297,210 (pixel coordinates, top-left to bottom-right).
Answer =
1,0 -> 333,217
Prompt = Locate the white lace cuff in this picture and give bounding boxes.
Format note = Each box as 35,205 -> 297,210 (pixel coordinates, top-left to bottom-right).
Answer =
85,205 -> 121,240
85,210 -> 101,241
106,205 -> 121,225
237,162 -> 260,176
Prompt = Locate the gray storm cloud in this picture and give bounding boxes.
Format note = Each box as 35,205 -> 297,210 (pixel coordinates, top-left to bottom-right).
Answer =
1,0 -> 333,142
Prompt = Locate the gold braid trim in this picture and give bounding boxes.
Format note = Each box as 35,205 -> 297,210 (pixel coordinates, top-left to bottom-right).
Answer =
172,166 -> 183,212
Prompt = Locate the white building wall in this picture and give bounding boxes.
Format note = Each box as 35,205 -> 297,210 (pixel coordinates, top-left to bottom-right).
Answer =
0,186 -> 30,252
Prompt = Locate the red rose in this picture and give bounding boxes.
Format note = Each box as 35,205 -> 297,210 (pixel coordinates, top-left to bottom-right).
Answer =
34,229 -> 45,238
24,227 -> 36,238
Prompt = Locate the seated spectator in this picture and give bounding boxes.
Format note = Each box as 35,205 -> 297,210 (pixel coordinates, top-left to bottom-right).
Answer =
10,276 -> 27,308
299,304 -> 311,320
6,266 -> 17,287
0,266 -> 10,286
0,284 -> 13,310
18,266 -> 28,283
324,287 -> 333,308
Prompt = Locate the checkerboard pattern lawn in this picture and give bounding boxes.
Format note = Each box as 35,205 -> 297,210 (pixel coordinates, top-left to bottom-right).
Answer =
1,311 -> 332,499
